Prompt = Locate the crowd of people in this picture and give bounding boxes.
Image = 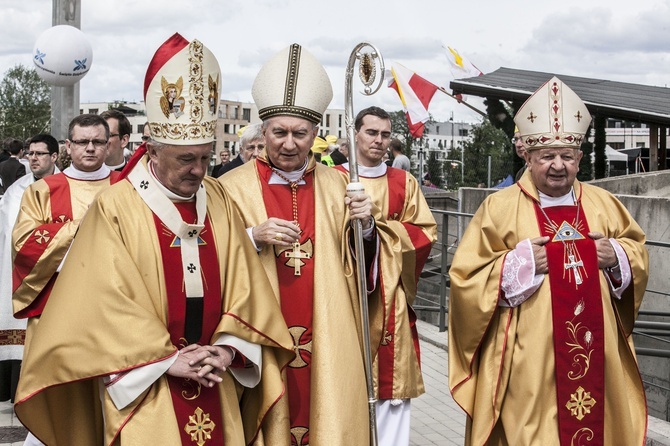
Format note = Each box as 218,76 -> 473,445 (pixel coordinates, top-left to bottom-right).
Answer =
0,33 -> 651,446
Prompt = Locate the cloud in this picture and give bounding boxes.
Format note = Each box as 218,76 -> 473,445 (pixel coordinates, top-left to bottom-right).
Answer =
2,0 -> 668,124
522,3 -> 670,86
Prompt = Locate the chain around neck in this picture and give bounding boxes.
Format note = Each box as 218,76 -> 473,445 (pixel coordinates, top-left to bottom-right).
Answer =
270,167 -> 307,227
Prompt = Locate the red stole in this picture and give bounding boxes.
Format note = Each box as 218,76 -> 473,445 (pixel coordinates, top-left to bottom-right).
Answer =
376,167 -> 430,398
257,161 -> 315,446
154,202 -> 225,446
534,202 -> 605,445
13,174 -> 73,318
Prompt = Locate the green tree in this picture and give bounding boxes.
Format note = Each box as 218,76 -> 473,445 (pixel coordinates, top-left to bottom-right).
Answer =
578,124 -> 594,181
484,97 -> 524,176
592,115 -> 607,179
0,65 -> 51,140
389,110 -> 413,155
445,147 -> 463,190
426,150 -> 443,188
461,119 -> 512,187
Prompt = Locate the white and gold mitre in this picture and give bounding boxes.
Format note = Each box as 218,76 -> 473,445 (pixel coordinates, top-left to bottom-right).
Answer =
144,33 -> 220,145
514,76 -> 591,150
252,43 -> 333,125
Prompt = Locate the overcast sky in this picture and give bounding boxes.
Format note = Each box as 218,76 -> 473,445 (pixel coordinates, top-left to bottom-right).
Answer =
2,0 -> 669,124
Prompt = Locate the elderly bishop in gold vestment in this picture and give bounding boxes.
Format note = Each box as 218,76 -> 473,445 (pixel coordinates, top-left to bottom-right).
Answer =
449,77 -> 649,445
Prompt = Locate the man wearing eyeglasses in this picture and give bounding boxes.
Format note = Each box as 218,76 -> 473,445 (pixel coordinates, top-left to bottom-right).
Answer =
12,114 -> 120,331
101,110 -> 131,172
0,134 -> 60,405
215,123 -> 264,178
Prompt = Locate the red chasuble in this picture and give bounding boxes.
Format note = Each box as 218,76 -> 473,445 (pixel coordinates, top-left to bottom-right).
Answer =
154,202 -> 225,446
534,202 -> 605,445
257,161 -> 315,446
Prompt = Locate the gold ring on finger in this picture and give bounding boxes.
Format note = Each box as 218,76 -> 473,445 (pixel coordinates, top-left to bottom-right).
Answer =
275,232 -> 283,241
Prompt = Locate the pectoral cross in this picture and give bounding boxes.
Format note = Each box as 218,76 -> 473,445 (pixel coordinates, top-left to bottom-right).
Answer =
565,254 -> 584,285
285,241 -> 312,276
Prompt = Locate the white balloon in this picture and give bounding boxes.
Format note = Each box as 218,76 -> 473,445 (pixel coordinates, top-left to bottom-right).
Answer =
32,25 -> 93,87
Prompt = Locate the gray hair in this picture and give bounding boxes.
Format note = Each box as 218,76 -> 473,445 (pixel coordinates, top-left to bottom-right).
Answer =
240,123 -> 264,146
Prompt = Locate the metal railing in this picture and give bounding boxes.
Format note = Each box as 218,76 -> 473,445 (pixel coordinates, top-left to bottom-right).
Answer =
416,209 -> 670,359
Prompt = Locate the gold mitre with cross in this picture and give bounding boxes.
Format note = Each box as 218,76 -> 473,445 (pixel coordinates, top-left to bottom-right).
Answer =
514,76 -> 591,150
144,33 -> 221,145
252,43 -> 333,125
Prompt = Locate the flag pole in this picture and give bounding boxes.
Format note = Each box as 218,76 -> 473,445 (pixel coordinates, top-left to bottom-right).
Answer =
436,86 -> 488,117
344,42 -> 384,446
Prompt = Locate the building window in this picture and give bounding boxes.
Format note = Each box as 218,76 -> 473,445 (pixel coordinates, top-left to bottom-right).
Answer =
459,129 -> 469,137
338,114 -> 342,127
90,108 -> 98,115
326,114 -> 330,127
224,124 -> 230,133
243,108 -> 251,121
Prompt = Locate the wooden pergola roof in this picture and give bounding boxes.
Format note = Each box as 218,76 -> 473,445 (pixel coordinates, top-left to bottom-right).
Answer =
450,67 -> 670,127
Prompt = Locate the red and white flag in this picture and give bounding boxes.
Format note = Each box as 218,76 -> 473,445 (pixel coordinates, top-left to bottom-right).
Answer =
388,63 -> 439,139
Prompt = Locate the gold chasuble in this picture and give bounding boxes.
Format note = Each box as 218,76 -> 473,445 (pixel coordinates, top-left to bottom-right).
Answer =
448,172 -> 649,446
14,158 -> 294,446
335,164 -> 436,399
220,152 -> 385,446
12,171 -> 119,320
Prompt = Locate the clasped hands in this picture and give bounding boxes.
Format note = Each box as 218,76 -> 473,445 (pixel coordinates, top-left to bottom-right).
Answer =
166,344 -> 234,388
531,232 -> 618,275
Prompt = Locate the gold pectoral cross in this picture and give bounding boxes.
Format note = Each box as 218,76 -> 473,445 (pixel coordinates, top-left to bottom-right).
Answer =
275,239 -> 313,276
565,254 -> 584,285
285,242 -> 311,276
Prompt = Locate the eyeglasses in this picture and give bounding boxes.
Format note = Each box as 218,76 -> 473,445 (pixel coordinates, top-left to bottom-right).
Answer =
26,151 -> 52,157
245,144 -> 265,151
70,139 -> 108,149
511,137 -> 521,144
141,136 -> 150,141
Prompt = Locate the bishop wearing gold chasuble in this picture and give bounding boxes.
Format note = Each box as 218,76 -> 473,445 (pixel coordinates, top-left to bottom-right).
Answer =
220,44 -> 384,446
14,33 -> 294,446
448,77 -> 649,446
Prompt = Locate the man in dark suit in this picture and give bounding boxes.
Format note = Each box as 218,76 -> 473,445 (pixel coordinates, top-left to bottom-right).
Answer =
0,139 -> 27,194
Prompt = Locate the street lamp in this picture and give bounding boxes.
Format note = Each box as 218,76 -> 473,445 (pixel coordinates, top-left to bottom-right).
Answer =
449,160 -> 464,183
449,112 -> 463,183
